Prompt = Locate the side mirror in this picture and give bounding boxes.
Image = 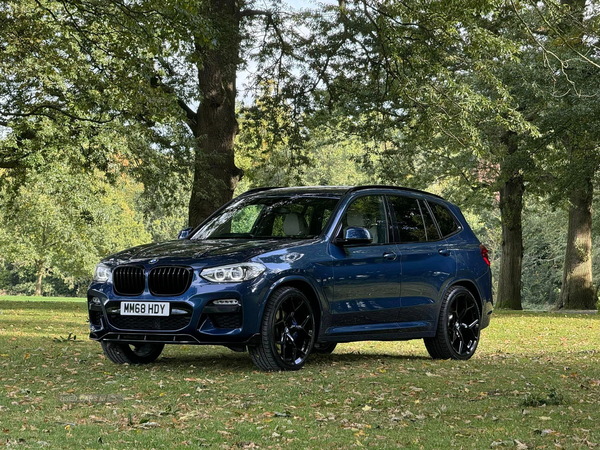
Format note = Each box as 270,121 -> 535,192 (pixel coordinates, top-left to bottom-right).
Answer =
335,227 -> 373,246
178,227 -> 193,240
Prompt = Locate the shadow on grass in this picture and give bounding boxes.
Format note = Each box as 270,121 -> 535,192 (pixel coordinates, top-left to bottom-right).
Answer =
153,347 -> 431,372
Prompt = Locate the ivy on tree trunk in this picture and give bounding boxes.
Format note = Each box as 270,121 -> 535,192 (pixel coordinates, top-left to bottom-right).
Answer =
557,178 -> 595,310
496,173 -> 525,310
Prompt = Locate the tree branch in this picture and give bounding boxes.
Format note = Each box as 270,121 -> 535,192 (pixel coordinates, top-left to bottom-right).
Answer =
237,9 -> 273,20
0,160 -> 19,169
177,99 -> 198,128
150,76 -> 197,131
0,149 -> 34,169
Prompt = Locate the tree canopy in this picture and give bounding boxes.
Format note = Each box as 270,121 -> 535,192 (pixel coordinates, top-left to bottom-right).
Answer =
0,0 -> 599,308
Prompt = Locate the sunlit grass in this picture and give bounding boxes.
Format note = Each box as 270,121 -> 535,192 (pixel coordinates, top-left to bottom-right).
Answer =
1,299 -> 599,449
0,294 -> 85,302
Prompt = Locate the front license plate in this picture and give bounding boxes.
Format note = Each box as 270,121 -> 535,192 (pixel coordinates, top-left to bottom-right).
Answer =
120,302 -> 170,316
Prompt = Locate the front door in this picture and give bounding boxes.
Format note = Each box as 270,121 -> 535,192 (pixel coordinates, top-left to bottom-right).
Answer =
328,195 -> 402,334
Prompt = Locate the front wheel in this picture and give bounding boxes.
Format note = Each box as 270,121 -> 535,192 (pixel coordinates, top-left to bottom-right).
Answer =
249,287 -> 316,371
101,341 -> 164,364
424,286 -> 481,360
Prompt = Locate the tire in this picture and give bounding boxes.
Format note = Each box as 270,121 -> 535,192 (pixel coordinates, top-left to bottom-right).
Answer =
424,286 -> 481,360
101,341 -> 165,364
312,342 -> 337,355
249,286 -> 316,371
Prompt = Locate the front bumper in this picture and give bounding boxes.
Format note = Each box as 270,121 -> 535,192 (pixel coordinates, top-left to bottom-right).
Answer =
87,275 -> 270,345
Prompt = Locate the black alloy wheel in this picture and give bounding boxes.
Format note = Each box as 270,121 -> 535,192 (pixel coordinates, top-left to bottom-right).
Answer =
249,286 -> 316,371
424,285 -> 481,360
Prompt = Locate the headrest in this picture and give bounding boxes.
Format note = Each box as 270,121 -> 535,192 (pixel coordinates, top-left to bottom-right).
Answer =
283,212 -> 308,236
346,212 -> 366,228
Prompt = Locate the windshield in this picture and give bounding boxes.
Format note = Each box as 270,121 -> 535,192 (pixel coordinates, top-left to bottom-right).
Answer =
191,195 -> 341,240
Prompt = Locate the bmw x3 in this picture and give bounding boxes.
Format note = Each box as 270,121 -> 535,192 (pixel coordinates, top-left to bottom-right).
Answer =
88,186 -> 493,371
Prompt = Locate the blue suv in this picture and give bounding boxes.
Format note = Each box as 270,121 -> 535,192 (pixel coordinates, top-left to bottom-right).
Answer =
88,186 -> 493,371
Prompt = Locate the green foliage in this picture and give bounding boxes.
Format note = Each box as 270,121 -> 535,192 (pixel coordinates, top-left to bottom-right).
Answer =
0,0 -> 599,307
0,0 -> 201,213
236,95 -> 380,190
0,164 -> 150,296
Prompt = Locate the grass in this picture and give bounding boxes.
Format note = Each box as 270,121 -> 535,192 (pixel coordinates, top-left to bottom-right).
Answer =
0,298 -> 599,449
0,295 -> 85,303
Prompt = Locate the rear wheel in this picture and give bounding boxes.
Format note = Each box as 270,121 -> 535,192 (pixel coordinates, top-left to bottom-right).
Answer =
424,286 -> 481,360
312,342 -> 337,355
249,287 -> 316,371
101,341 -> 164,364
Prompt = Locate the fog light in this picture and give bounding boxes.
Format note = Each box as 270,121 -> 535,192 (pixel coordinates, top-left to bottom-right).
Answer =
212,299 -> 240,306
91,297 -> 102,305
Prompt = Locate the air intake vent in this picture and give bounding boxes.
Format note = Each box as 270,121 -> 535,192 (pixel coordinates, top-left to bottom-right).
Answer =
113,266 -> 145,296
148,266 -> 193,296
108,314 -> 191,331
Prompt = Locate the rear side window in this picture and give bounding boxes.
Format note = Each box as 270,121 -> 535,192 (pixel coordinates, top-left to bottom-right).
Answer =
430,202 -> 459,237
388,196 -> 426,243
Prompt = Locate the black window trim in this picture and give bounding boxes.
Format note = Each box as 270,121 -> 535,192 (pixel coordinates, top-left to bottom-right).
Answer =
421,200 -> 443,242
416,199 -> 429,241
331,193 -> 391,246
425,199 -> 463,240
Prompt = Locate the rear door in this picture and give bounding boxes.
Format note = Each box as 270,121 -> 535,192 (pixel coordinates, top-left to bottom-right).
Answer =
388,195 -> 456,331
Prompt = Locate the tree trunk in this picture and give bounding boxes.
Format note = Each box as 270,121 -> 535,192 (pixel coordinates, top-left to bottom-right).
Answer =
557,178 -> 595,310
34,260 -> 44,296
188,0 -> 243,227
496,173 -> 525,310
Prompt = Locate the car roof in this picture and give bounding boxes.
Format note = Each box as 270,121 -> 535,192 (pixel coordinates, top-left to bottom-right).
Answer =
241,185 -> 445,200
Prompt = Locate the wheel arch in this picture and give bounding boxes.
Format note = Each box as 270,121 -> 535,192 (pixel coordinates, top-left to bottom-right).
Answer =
432,279 -> 484,332
446,279 -> 483,315
259,275 -> 327,338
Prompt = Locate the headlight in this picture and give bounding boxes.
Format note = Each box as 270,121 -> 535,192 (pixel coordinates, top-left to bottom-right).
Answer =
200,263 -> 266,283
93,263 -> 112,282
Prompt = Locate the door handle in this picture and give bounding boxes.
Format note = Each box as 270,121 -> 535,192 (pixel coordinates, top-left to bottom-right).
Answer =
438,248 -> 451,256
383,252 -> 397,261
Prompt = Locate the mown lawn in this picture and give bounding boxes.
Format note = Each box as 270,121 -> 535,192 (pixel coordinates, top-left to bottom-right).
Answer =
0,298 -> 599,449
0,295 -> 85,303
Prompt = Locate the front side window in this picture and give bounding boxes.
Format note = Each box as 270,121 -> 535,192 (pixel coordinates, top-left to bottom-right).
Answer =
340,195 -> 388,244
192,195 -> 340,240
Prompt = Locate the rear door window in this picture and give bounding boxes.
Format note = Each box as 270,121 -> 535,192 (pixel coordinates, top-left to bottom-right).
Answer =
388,196 -> 426,243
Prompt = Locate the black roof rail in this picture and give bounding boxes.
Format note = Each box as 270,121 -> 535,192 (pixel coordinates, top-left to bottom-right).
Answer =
238,187 -> 280,196
345,185 -> 445,200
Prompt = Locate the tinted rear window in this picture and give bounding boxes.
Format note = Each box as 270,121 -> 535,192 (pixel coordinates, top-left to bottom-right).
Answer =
430,202 -> 459,237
